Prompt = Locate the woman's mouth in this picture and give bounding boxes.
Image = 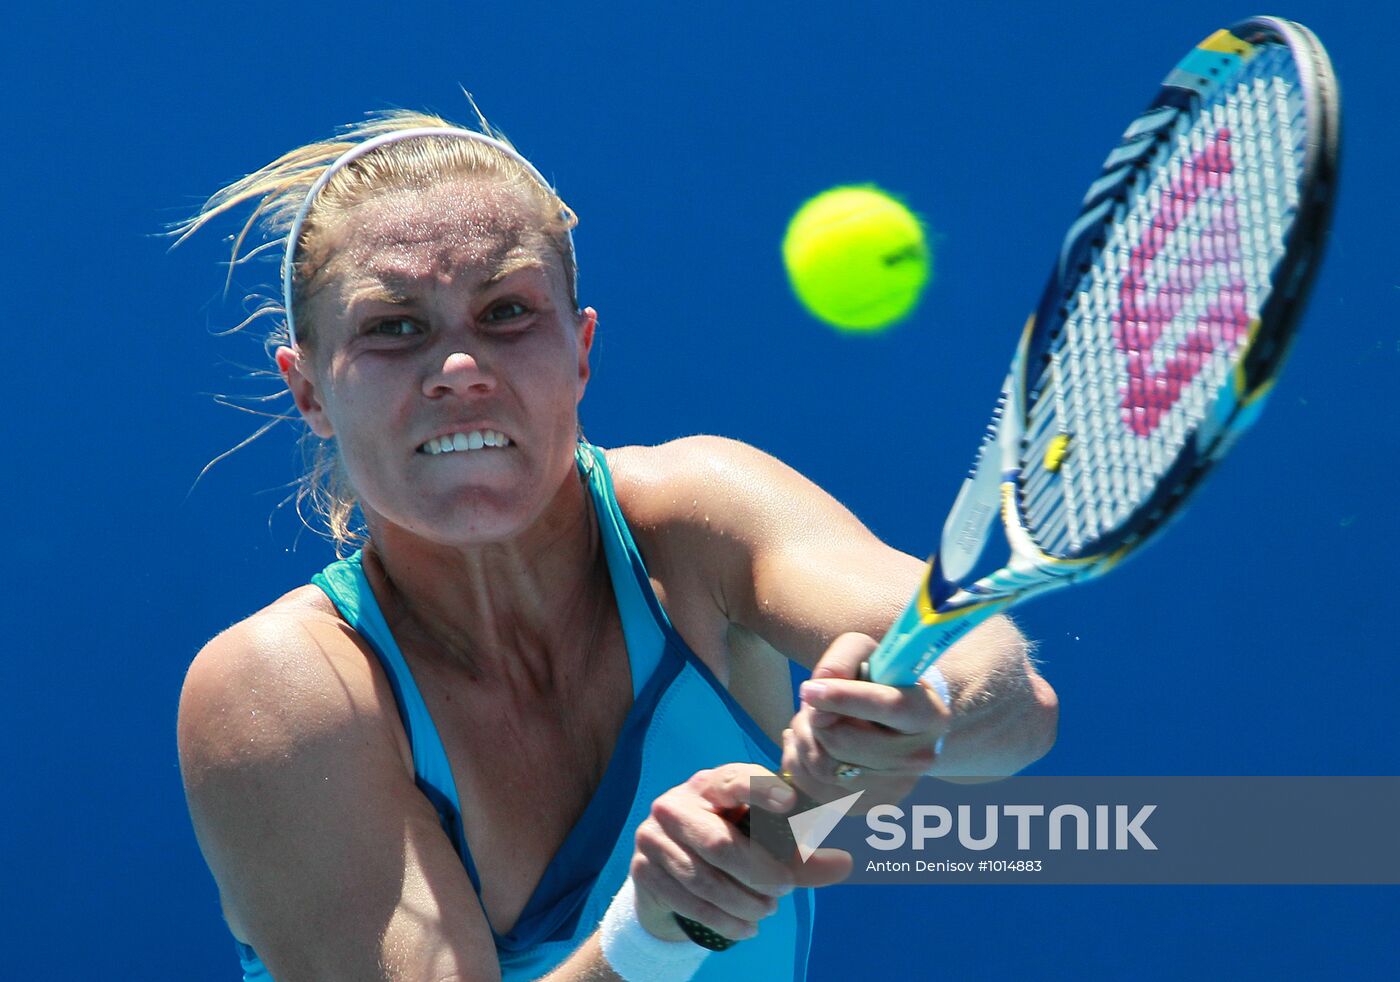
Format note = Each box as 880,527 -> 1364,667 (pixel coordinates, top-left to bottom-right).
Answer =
417,429 -> 514,455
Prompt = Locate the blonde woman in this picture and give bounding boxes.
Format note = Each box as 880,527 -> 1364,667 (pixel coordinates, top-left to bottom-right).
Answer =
175,110 -> 1058,982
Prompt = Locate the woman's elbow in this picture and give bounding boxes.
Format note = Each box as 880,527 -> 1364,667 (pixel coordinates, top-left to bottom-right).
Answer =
1025,670 -> 1060,765
998,617 -> 1058,765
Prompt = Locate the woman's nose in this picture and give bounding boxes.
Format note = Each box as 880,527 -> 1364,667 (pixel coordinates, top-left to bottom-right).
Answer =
424,349 -> 495,398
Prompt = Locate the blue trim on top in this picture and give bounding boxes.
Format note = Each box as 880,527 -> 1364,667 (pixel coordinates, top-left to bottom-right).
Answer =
582,445 -> 663,700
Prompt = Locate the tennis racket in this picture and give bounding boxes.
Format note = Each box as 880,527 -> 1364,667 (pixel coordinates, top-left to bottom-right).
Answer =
677,14 -> 1339,949
865,14 -> 1340,685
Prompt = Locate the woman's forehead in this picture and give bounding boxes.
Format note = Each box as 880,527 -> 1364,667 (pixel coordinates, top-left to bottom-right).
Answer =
322,178 -> 550,286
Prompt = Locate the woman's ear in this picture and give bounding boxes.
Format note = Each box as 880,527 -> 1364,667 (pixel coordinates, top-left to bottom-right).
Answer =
576,306 -> 597,401
276,346 -> 334,438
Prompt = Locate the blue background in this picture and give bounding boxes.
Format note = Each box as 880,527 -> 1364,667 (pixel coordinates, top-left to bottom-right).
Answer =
9,1 -> 1398,978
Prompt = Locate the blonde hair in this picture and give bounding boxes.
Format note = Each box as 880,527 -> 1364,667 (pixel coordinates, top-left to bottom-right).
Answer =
172,107 -> 579,553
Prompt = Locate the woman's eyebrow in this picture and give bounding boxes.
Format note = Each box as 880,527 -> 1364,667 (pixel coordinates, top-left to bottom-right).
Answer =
485,255 -> 547,284
346,279 -> 416,307
352,257 -> 547,302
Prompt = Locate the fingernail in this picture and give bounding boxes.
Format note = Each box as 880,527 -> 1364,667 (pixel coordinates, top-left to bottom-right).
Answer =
768,785 -> 796,809
800,680 -> 828,702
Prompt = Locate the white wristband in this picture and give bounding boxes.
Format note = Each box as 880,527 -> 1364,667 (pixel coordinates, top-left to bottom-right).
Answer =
921,664 -> 951,757
600,877 -> 711,981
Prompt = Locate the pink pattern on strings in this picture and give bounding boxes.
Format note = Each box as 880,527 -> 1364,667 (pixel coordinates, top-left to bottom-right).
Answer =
1112,128 -> 1250,438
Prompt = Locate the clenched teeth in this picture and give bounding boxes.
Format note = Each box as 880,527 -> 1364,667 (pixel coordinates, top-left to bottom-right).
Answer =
419,430 -> 513,455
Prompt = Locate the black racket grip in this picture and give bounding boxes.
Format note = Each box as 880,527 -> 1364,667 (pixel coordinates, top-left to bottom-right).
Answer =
672,781 -> 812,950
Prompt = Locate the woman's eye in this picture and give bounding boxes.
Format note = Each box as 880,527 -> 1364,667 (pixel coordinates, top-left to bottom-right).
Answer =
486,301 -> 529,323
369,318 -> 420,337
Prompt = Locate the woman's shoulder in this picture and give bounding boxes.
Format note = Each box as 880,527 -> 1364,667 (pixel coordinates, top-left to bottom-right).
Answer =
177,584 -> 412,778
188,584 -> 349,682
599,436 -> 759,571
601,435 -> 828,560
601,435 -> 779,522
175,589 -> 430,954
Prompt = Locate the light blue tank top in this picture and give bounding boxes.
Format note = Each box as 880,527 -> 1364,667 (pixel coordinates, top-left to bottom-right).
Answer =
235,444 -> 814,980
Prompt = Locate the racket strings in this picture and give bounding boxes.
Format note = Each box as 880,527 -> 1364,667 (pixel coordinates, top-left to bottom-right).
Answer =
1020,45 -> 1305,558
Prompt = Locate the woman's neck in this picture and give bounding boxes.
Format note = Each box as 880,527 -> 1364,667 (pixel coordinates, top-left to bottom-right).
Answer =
360,469 -> 612,697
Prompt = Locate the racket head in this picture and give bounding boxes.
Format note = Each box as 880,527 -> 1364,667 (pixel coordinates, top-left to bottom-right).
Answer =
1009,17 -> 1340,564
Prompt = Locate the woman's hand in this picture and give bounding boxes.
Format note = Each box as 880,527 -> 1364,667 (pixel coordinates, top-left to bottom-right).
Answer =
629,763 -> 851,941
782,633 -> 952,807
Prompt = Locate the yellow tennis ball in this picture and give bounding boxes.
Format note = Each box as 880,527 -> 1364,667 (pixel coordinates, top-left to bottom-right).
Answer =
782,184 -> 931,332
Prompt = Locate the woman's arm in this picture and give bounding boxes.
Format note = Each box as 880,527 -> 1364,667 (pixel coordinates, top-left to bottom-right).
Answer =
178,611 -> 505,981
618,436 -> 1058,779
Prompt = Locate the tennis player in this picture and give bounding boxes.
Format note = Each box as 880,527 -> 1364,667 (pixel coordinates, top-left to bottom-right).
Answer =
175,110 -> 1058,982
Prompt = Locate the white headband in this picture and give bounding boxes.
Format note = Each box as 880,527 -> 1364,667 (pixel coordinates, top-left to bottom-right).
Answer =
280,125 -> 572,347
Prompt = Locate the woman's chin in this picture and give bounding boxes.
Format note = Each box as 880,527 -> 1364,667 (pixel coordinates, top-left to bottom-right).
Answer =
363,449 -> 581,547
405,501 -> 539,546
